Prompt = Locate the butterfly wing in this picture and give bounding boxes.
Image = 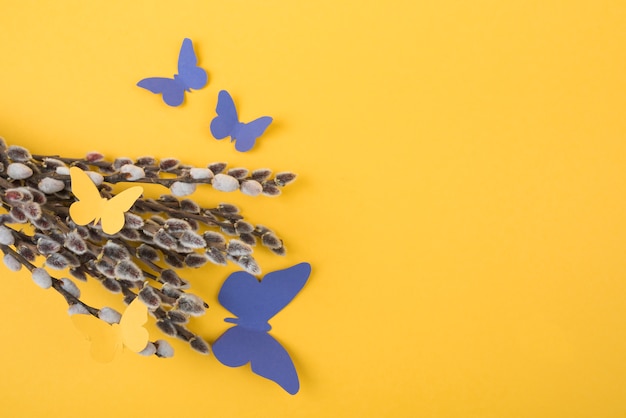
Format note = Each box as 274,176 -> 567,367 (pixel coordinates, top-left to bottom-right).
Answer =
210,90 -> 239,140
218,263 -> 312,327
119,298 -> 150,353
100,186 -> 143,235
177,38 -> 207,90
232,116 -> 273,152
72,314 -> 121,363
213,326 -> 300,394
69,167 -> 104,227
137,77 -> 185,107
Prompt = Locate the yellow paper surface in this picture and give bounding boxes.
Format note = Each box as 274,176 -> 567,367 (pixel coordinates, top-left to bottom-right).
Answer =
2,1 -> 626,417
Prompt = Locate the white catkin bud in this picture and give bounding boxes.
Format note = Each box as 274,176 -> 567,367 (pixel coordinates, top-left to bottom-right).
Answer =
227,168 -> 249,179
38,177 -> 66,194
61,278 -> 81,298
7,145 -> 32,162
37,237 -> 61,254
7,163 -> 33,180
211,174 -> 239,192
64,231 -> 88,254
3,254 -> 22,271
189,168 -> 213,180
180,230 -> 206,249
0,226 -> 15,245
123,212 -> 144,229
138,285 -> 161,309
103,241 -> 129,261
203,231 -> 226,245
67,304 -> 90,315
227,239 -> 252,256
138,343 -> 156,356
170,181 -> 197,197
120,164 -> 145,181
22,202 -> 42,220
175,294 -> 206,316
164,218 -> 191,234
98,307 -> 122,324
240,180 -> 263,196
261,232 -> 282,249
153,229 -> 177,250
233,255 -> 261,275
85,151 -> 105,162
114,260 -> 143,282
56,166 -> 70,176
251,168 -> 272,182
46,253 -> 69,270
206,247 -> 227,265
185,253 -> 209,268
85,171 -> 104,186
31,268 -> 52,289
154,340 -> 174,358
190,337 -> 210,354
114,157 -> 133,169
43,158 -> 67,169
275,172 -> 297,186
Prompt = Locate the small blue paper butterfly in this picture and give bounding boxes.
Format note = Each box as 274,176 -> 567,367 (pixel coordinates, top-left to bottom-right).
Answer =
213,263 -> 311,395
210,90 -> 273,152
137,38 -> 208,107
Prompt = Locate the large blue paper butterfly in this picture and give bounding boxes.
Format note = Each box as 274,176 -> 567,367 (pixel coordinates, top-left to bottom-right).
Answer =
137,38 -> 207,107
210,90 -> 273,152
213,262 -> 311,395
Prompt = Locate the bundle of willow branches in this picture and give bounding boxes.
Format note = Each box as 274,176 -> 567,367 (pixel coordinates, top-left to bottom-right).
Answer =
0,137 -> 296,357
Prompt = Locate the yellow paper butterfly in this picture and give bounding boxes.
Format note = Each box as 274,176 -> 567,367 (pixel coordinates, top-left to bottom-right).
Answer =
72,298 -> 150,363
69,166 -> 143,235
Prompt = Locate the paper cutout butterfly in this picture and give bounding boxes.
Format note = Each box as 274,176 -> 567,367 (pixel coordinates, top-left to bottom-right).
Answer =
137,38 -> 208,107
213,262 -> 311,394
210,90 -> 273,152
72,298 -> 150,363
69,167 -> 143,235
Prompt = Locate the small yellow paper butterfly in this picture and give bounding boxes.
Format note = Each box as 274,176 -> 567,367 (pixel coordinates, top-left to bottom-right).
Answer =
72,298 -> 150,363
69,166 -> 143,235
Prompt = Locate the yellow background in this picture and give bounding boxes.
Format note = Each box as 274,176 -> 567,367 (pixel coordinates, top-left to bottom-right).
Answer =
1,1 -> 626,416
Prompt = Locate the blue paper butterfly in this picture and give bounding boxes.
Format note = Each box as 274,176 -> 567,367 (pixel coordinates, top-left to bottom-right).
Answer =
213,263 -> 311,395
210,90 -> 273,152
137,38 -> 208,107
